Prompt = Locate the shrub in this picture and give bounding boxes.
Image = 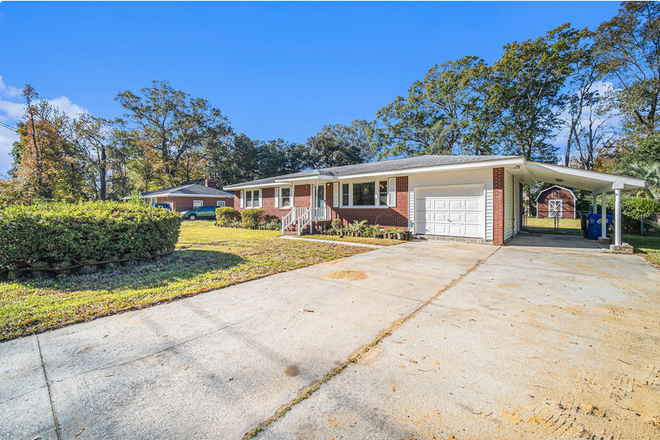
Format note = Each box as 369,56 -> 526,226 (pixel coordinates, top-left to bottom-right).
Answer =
216,207 -> 240,226
241,209 -> 266,229
265,219 -> 281,230
331,219 -> 343,230
606,196 -> 660,231
0,201 -> 181,271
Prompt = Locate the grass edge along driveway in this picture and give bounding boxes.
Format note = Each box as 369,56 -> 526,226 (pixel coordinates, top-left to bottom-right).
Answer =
0,223 -> 371,342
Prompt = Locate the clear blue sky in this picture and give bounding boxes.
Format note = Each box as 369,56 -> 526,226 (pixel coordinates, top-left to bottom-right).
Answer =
0,1 -> 623,174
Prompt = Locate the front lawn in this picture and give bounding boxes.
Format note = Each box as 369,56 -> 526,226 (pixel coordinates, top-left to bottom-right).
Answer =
523,217 -> 583,236
307,234 -> 405,246
0,223 -> 369,341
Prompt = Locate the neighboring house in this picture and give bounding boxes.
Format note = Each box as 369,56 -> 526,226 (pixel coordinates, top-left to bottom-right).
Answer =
224,155 -> 645,247
134,179 -> 234,212
535,185 -> 577,219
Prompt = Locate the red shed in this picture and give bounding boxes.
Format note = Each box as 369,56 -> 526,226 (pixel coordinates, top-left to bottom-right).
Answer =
535,185 -> 576,219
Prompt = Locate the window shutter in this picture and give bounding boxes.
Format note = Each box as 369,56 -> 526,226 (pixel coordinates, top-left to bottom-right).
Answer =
388,178 -> 396,207
240,191 -> 244,208
333,183 -> 339,208
258,190 -> 262,208
274,188 -> 279,208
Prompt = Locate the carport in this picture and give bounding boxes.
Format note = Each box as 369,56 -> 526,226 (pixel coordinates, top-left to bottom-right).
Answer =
509,161 -> 646,248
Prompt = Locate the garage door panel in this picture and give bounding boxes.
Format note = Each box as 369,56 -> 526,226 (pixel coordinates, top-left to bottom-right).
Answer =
415,184 -> 485,239
449,200 -> 464,210
465,200 -> 480,210
465,212 -> 481,223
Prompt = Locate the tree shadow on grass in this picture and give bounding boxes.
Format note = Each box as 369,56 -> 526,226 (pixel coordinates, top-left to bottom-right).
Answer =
13,249 -> 245,293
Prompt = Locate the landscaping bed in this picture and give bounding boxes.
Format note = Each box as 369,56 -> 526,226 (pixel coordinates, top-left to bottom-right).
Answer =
0,222 -> 369,341
307,235 -> 405,246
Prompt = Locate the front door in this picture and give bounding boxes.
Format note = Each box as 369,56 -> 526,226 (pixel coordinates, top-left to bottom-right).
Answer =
548,200 -> 562,218
315,184 -> 327,219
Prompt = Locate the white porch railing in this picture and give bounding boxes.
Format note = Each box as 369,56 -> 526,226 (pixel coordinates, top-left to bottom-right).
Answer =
281,206 -> 332,235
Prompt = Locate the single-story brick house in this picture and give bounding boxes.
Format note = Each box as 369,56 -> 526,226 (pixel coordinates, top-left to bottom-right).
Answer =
535,185 -> 577,219
223,155 -> 645,247
136,179 -> 234,212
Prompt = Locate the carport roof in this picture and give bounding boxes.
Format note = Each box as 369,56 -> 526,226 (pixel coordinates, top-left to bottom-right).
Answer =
517,161 -> 646,194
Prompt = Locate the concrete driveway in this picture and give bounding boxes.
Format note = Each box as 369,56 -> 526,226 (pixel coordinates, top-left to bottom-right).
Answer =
2,235 -> 659,440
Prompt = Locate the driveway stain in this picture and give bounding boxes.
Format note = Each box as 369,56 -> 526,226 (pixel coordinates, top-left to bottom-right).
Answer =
324,270 -> 369,281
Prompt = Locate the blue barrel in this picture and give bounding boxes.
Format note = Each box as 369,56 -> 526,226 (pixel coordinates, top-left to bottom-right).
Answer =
586,214 -> 614,240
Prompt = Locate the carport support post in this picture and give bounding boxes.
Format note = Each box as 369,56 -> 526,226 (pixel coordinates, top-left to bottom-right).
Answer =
592,193 -> 597,213
601,192 -> 607,239
614,189 -> 622,246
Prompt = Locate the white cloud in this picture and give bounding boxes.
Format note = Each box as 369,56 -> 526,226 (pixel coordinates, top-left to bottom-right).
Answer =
0,76 -> 22,98
49,96 -> 89,118
0,99 -> 24,120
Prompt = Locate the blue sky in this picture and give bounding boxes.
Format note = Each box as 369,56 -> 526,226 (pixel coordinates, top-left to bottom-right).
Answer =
0,1 -> 623,175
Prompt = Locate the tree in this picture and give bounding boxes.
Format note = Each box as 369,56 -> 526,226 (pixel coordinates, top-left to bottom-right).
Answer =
615,161 -> 660,199
116,80 -> 231,186
562,44 -> 617,170
595,1 -> 660,138
490,24 -> 589,164
371,56 -> 496,158
73,114 -> 115,200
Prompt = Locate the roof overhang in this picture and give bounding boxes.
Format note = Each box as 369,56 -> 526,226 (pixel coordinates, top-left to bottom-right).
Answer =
134,193 -> 234,199
520,162 -> 645,194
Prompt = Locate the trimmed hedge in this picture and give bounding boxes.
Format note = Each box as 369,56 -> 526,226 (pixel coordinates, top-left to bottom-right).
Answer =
215,207 -> 240,226
241,209 -> 265,229
0,201 -> 181,272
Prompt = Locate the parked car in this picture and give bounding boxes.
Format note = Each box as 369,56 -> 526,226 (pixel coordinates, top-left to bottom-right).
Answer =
180,205 -> 217,221
152,202 -> 172,211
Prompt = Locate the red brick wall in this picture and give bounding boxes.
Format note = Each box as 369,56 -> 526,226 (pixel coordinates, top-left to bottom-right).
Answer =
537,188 -> 576,219
232,177 -> 409,229
294,184 -> 311,208
493,168 -> 505,246
157,196 -> 233,212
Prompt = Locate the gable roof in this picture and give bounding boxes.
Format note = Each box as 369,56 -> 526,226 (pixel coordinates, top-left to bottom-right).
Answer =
137,184 -> 234,198
534,185 -> 577,202
224,155 -> 517,189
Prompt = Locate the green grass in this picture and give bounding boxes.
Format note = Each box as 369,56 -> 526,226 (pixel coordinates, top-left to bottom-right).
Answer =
307,234 -> 405,246
623,234 -> 660,266
523,217 -> 583,236
0,223 -> 369,341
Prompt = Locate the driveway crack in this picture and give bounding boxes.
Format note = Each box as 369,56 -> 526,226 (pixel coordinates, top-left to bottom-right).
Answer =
37,335 -> 62,440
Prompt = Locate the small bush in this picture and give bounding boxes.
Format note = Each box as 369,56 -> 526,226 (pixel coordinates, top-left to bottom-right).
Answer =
331,219 -> 343,230
216,207 -> 240,226
0,201 -> 181,271
606,196 -> 660,231
265,219 -> 281,230
241,209 -> 266,229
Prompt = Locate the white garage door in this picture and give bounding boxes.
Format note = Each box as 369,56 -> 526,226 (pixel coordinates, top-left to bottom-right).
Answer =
415,184 -> 485,238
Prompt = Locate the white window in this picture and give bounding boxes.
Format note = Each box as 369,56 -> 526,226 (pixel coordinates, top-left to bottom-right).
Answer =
280,187 -> 291,208
216,201 -> 226,207
244,190 -> 261,208
339,178 -> 396,208
341,183 -> 350,207
193,200 -> 203,208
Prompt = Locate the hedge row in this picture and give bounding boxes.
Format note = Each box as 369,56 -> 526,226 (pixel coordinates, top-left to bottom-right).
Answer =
605,196 -> 660,231
0,201 -> 181,272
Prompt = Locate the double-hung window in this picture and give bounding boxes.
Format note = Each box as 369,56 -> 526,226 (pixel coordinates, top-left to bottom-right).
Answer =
243,190 -> 261,208
341,184 -> 350,207
379,181 -> 388,205
281,187 -> 291,207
